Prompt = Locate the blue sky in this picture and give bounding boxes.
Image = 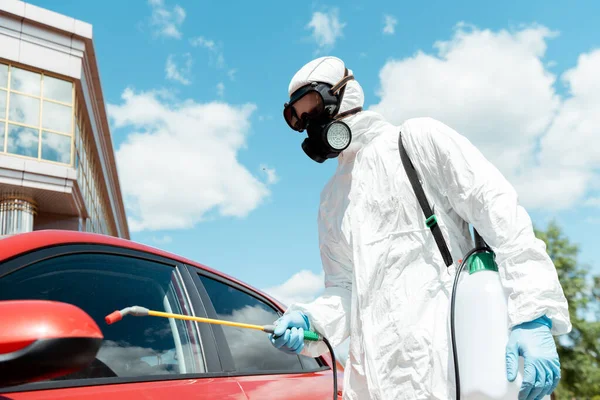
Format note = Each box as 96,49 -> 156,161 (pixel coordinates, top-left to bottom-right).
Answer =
32,0 -> 600,309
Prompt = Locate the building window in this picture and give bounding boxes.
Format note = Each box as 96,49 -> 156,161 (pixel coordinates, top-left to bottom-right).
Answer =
74,100 -> 114,237
0,62 -> 74,166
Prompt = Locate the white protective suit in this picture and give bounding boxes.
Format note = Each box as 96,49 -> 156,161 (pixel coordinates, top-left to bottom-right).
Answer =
284,57 -> 571,400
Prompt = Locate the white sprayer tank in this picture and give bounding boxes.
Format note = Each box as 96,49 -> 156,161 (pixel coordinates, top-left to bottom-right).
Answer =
453,251 -> 550,400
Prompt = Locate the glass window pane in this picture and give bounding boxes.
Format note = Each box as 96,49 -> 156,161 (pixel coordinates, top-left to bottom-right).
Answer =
43,75 -> 72,103
9,93 -> 40,126
82,175 -> 87,204
0,63 -> 7,88
0,123 -> 5,152
42,101 -> 72,133
7,124 -> 38,158
82,147 -> 87,176
198,274 -> 317,372
87,186 -> 91,210
0,89 -> 6,119
0,253 -> 205,379
10,67 -> 41,96
41,131 -> 71,164
75,119 -> 80,144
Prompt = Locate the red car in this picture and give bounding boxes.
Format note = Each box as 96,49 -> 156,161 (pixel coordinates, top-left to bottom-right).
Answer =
0,230 -> 343,399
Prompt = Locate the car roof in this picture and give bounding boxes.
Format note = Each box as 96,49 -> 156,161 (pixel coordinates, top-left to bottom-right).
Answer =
0,230 -> 286,310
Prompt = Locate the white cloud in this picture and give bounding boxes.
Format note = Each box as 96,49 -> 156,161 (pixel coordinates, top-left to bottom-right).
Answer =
370,23 -> 600,211
165,54 -> 192,85
533,49 -> 600,206
148,0 -> 185,39
307,9 -> 345,51
216,82 -> 225,97
383,14 -> 397,35
586,217 -> 600,224
190,36 -> 226,69
585,197 -> 600,207
260,164 -> 279,184
107,88 -> 271,232
262,270 -> 324,307
228,69 -> 237,81
190,36 -> 216,51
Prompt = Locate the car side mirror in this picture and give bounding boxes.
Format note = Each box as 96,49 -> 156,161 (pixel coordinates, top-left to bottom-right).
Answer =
0,300 -> 103,388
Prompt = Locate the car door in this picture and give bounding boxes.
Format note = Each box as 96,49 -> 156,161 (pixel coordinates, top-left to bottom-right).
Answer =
186,266 -> 342,400
0,244 -> 247,400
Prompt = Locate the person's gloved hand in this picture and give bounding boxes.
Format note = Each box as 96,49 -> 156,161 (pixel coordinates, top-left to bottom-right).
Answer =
269,311 -> 310,355
506,316 -> 560,400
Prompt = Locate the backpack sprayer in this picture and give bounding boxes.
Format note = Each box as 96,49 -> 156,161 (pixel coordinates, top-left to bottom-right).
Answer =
399,132 -> 547,400
105,307 -> 339,400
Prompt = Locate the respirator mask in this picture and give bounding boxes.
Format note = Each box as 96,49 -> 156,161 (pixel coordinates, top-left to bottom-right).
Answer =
283,68 -> 363,163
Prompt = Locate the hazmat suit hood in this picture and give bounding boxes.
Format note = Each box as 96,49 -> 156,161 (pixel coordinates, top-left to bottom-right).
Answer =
287,56 -> 387,161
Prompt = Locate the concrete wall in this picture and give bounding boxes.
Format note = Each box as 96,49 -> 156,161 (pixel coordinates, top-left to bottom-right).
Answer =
34,211 -> 79,231
0,1 -> 90,80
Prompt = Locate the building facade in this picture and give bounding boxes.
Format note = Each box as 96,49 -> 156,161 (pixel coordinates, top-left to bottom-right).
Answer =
0,1 -> 129,238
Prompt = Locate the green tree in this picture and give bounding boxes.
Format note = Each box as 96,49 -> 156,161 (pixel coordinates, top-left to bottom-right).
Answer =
534,221 -> 600,399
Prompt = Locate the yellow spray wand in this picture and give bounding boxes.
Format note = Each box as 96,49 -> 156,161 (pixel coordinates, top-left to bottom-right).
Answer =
105,305 -> 337,400
104,306 -> 321,342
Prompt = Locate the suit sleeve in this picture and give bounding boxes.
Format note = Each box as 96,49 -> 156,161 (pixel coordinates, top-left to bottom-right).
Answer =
403,117 -> 571,335
284,214 -> 353,357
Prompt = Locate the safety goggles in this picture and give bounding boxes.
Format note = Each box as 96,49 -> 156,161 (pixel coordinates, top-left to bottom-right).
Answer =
283,69 -> 356,132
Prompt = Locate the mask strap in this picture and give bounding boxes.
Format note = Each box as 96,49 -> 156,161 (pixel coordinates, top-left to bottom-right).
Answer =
330,68 -> 354,95
334,106 -> 363,120
331,68 -> 361,120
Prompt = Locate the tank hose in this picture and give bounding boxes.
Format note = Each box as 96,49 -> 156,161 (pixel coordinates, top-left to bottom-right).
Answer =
450,247 -> 490,400
270,328 -> 338,399
322,336 -> 338,400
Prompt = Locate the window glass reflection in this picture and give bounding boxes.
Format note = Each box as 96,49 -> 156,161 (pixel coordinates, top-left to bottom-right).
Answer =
83,153 -> 88,181
82,175 -> 87,200
198,275 -> 313,372
0,124 -> 5,152
7,124 -> 39,158
9,93 -> 40,126
0,253 -> 205,379
10,67 -> 41,96
0,64 -> 7,88
42,101 -> 72,133
43,75 -> 72,104
42,131 -> 71,164
0,89 -> 6,120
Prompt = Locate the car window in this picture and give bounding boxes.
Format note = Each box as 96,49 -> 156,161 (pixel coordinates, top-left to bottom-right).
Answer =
0,253 -> 205,381
197,274 -> 321,373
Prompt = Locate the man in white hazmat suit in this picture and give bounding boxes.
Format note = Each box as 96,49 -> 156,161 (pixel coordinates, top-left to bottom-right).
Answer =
270,56 -> 571,400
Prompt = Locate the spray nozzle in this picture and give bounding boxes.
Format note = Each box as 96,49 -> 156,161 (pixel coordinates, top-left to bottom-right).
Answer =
105,306 -> 150,325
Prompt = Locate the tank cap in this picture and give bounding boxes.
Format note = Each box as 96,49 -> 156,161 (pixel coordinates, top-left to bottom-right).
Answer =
467,251 -> 498,275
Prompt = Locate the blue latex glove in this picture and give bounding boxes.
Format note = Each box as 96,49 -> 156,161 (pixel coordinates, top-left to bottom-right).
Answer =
269,311 -> 310,355
506,315 -> 561,400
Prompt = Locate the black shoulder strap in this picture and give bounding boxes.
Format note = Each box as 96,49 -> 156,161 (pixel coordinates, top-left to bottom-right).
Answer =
398,131 -> 454,267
